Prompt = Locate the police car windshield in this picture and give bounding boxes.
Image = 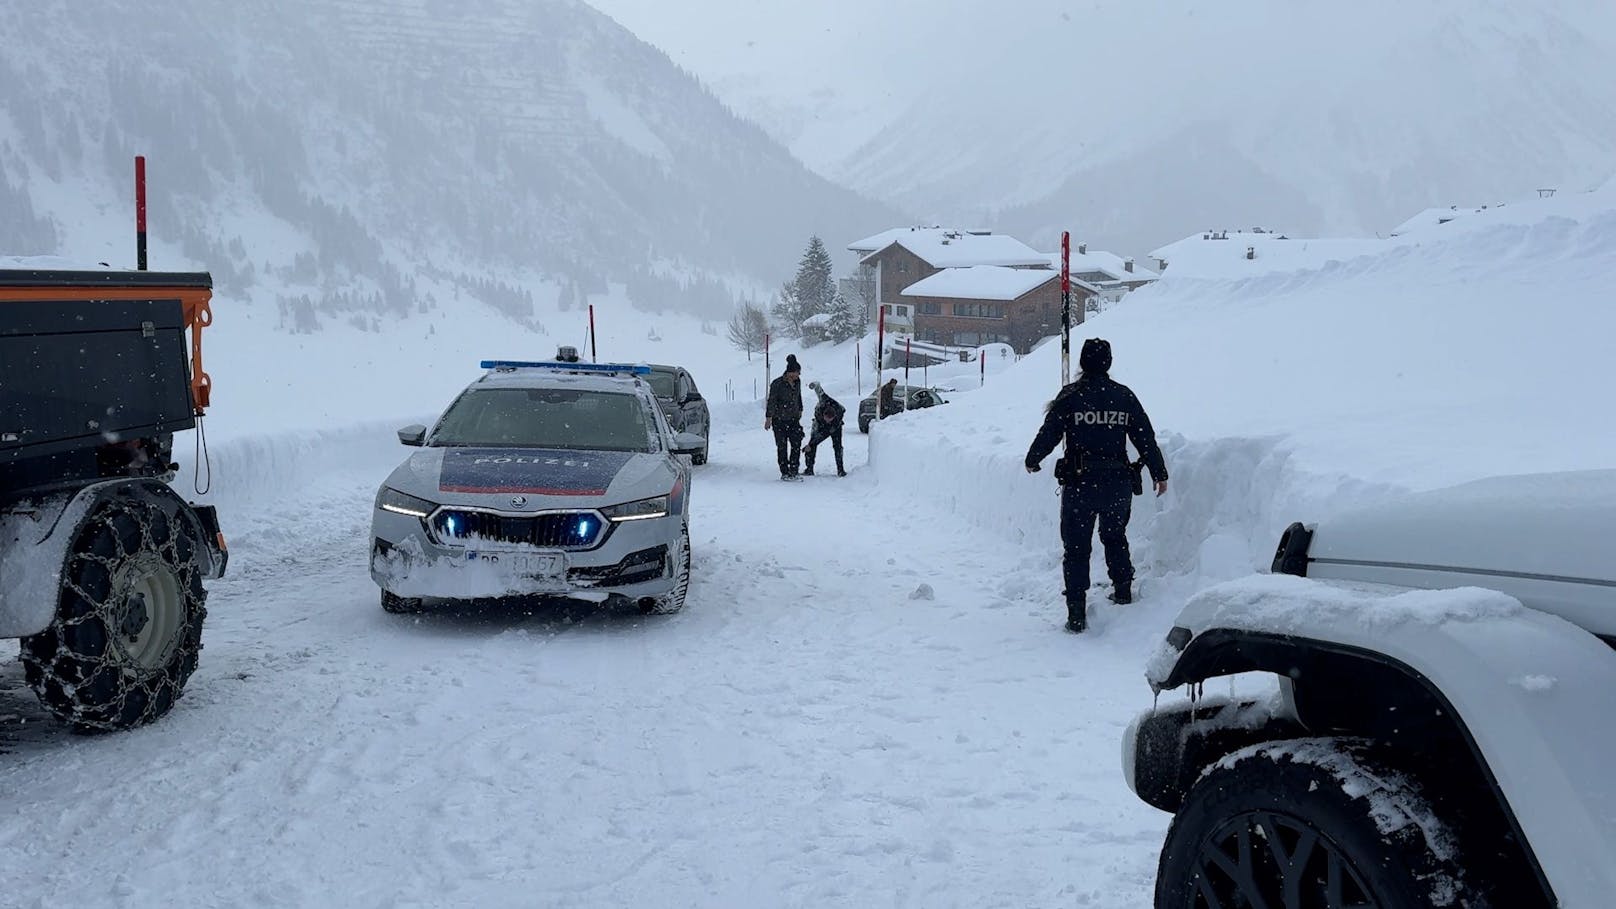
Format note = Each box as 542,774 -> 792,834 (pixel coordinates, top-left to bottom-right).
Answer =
431,388 -> 658,452
645,370 -> 677,399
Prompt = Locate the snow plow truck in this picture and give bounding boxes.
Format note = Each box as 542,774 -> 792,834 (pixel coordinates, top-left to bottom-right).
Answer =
1,265 -> 227,731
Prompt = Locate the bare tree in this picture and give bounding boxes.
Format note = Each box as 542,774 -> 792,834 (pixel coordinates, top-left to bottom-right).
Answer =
727,300 -> 769,360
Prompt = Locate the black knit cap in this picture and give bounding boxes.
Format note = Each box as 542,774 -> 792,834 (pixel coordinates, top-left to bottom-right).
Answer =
1079,338 -> 1112,375
784,354 -> 801,375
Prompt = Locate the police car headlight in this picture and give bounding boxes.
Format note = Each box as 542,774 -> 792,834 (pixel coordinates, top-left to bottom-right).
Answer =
600,496 -> 669,522
377,487 -> 435,519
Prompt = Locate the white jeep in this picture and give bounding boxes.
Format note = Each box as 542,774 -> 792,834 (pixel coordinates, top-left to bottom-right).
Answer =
1125,470 -> 1616,908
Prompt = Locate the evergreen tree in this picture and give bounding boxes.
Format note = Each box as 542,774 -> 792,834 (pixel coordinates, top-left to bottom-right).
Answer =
770,282 -> 802,338
825,291 -> 862,344
793,235 -> 835,319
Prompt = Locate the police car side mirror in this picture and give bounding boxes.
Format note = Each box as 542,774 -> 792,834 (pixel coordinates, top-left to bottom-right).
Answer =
672,431 -> 705,456
397,424 -> 427,447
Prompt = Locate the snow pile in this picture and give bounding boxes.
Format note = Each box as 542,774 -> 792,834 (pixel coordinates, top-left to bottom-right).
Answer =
867,184 -> 1616,607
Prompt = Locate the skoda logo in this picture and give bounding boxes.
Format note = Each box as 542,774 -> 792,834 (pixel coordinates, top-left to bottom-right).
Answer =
510,495 -> 529,508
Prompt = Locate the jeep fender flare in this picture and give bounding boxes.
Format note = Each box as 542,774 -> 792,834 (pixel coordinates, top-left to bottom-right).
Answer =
1143,610 -> 1616,908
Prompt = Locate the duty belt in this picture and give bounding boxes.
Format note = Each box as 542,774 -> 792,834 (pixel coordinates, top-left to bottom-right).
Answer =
1074,454 -> 1130,470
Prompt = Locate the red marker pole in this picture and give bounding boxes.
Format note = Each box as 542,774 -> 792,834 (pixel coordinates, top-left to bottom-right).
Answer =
1060,231 -> 1071,386
135,156 -> 148,271
903,337 -> 912,412
587,304 -> 597,362
874,309 -> 885,426
981,348 -> 986,387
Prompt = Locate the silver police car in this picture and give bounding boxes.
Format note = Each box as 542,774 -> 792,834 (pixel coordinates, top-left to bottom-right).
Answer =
369,356 -> 702,615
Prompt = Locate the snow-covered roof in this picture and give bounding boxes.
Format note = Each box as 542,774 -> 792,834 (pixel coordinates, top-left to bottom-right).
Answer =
801,313 -> 833,327
1148,230 -> 1389,280
1041,247 -> 1159,284
1388,204 -> 1500,237
900,265 -> 1062,301
852,227 -> 1047,269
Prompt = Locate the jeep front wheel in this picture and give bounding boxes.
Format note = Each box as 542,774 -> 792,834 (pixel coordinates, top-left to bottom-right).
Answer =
1157,738 -> 1478,909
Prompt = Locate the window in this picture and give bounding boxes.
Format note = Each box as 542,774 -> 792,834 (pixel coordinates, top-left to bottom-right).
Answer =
431,388 -> 657,452
952,331 -> 1010,347
917,302 -> 942,315
894,305 -> 909,317
953,302 -> 1005,319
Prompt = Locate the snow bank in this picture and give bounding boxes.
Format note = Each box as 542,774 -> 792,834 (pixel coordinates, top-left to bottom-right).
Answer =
865,184 -> 1616,605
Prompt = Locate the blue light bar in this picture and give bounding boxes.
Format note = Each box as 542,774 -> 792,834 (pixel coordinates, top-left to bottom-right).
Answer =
480,360 -> 651,375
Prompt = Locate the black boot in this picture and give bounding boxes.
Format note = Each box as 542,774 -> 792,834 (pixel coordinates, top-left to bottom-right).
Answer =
1065,596 -> 1087,633
803,465 -> 814,476
1108,584 -> 1133,605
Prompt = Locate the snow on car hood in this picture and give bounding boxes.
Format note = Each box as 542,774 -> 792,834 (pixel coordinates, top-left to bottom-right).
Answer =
384,447 -> 675,509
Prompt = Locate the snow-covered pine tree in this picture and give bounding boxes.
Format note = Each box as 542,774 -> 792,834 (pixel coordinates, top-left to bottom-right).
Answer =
770,282 -> 802,338
792,235 -> 836,321
825,291 -> 862,344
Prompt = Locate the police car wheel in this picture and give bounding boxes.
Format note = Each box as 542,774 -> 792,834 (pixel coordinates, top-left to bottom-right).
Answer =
638,528 -> 691,615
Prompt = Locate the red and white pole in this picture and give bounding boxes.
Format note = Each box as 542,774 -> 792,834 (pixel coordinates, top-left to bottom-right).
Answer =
875,308 -> 885,425
980,348 -> 986,387
1060,231 -> 1071,385
135,156 -> 148,271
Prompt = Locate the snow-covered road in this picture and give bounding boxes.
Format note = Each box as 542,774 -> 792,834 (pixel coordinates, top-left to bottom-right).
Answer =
0,420 -> 1174,908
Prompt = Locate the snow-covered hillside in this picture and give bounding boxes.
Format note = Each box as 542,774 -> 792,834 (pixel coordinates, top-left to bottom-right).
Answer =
0,0 -> 902,325
590,0 -> 1616,256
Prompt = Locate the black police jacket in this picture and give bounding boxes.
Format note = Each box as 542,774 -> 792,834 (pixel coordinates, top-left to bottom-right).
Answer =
767,375 -> 803,424
1025,373 -> 1168,482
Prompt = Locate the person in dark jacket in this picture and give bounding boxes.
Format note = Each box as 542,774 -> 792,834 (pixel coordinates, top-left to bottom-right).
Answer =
803,381 -> 847,477
1025,338 -> 1168,633
878,377 -> 900,419
764,354 -> 805,479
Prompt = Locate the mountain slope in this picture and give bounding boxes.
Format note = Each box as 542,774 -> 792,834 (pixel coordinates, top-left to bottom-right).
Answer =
0,0 -> 903,322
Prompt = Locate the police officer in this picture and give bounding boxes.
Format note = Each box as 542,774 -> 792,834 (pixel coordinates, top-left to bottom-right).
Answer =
764,354 -> 805,479
1025,338 -> 1168,633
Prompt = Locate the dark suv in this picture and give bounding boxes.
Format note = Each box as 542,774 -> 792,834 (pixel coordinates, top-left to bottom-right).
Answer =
857,385 -> 948,433
647,364 -> 710,464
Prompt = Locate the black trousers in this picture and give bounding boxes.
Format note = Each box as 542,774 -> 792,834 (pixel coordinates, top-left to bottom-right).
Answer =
773,422 -> 803,476
805,422 -> 843,472
1060,479 -> 1133,604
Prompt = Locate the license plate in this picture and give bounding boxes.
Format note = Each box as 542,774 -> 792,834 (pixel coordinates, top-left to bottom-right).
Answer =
466,551 -> 565,579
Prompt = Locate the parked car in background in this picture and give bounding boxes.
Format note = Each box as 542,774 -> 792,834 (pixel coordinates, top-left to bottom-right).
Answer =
858,385 -> 949,433
646,364 -> 710,465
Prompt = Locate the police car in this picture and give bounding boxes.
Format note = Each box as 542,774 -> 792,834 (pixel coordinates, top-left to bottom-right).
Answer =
369,354 -> 703,615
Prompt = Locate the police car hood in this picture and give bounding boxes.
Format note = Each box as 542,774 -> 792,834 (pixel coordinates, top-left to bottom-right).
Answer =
387,446 -> 676,509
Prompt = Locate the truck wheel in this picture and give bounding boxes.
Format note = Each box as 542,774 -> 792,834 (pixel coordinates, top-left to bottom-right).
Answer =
21,486 -> 207,731
381,591 -> 425,614
639,528 -> 690,615
1157,739 -> 1478,909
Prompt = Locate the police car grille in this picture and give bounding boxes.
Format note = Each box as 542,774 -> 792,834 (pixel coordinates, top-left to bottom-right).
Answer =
434,510 -> 604,550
